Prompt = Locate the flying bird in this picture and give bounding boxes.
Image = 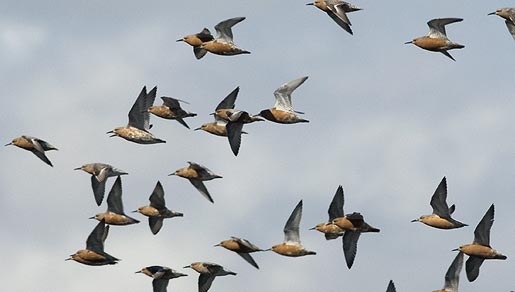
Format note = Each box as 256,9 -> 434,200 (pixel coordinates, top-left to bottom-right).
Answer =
148,96 -> 197,129
107,86 -> 166,144
134,181 -> 183,234
177,28 -> 214,59
195,87 -> 241,137
215,236 -> 264,269
433,252 -> 464,292
66,220 -> 119,266
310,185 -> 345,240
258,76 -> 309,124
5,135 -> 57,167
454,204 -> 507,282
184,262 -> 236,292
91,176 -> 140,225
306,0 -> 362,35
271,200 -> 316,257
169,162 -> 222,203
136,266 -> 187,292
199,17 -> 250,56
411,177 -> 467,229
489,8 -> 515,42
405,18 -> 464,61
74,163 -> 128,206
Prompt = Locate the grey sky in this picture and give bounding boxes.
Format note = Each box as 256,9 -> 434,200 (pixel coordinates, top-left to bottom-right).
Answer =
1,0 -> 514,291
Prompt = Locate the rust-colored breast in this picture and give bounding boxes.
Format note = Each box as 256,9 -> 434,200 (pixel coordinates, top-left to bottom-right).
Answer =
184,35 -> 203,47
13,137 -> 35,150
215,109 -> 231,121
332,217 -> 356,230
103,212 -> 134,225
414,37 -> 448,51
203,41 -> 244,55
272,243 -> 307,257
420,216 -> 455,229
459,244 -> 497,258
138,206 -> 160,217
268,109 -> 302,124
317,223 -> 343,234
149,106 -> 174,119
176,167 -> 199,179
203,123 -> 227,136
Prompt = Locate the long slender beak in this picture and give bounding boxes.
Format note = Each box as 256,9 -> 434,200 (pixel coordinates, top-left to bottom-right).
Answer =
306,3 -> 314,5
193,127 -> 201,131
410,219 -> 419,223
404,41 -> 413,44
488,12 -> 496,15
183,265 -> 191,269
176,38 -> 184,42
88,216 -> 96,220
214,243 -> 221,247
135,270 -> 142,273
177,273 -> 188,277
73,167 -> 81,170
131,210 -> 138,213
168,173 -> 176,176
309,226 -> 317,230
4,142 -> 12,146
452,248 -> 460,251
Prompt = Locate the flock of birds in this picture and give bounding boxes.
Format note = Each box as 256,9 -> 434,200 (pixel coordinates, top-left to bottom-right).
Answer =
5,1 -> 515,292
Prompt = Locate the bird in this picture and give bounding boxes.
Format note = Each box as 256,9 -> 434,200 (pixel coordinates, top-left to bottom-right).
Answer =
271,200 -> 316,257
306,0 -> 362,35
433,251 -> 464,292
405,18 -> 464,61
91,176 -> 140,225
488,8 -> 515,42
134,181 -> 183,234
169,162 -> 222,203
136,266 -> 187,292
386,280 -> 396,292
107,86 -> 166,144
184,262 -> 236,292
148,96 -> 197,129
199,17 -> 250,56
74,163 -> 128,206
454,204 -> 507,282
215,236 -> 264,269
5,135 -> 57,167
258,76 -> 309,124
310,185 -> 345,240
177,28 -> 214,59
411,177 -> 467,229
66,220 -> 119,265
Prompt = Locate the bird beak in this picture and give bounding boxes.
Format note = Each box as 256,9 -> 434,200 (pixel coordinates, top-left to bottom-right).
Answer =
193,127 -> 201,131
88,216 -> 96,220
306,3 -> 314,5
131,210 -> 138,213
183,265 -> 191,269
135,270 -> 142,273
404,41 -> 413,44
410,219 -> 419,223
73,167 -> 81,170
168,173 -> 176,176
176,38 -> 184,42
452,248 -> 460,251
309,226 -> 316,230
177,273 -> 188,277
488,12 -> 496,15
4,142 -> 12,146
214,243 -> 221,247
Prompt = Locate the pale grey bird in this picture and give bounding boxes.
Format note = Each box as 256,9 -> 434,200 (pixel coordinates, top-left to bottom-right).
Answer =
91,176 -> 140,225
169,162 -> 222,203
434,252 -> 464,292
107,86 -> 166,144
134,181 -> 183,235
405,18 -> 465,61
184,262 -> 236,292
74,163 -> 128,206
5,135 -> 57,167
489,8 -> 515,41
307,0 -> 362,35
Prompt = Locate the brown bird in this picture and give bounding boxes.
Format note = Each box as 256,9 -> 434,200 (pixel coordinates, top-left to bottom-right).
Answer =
405,18 -> 464,61
66,220 -> 119,265
258,76 -> 309,124
134,181 -> 183,234
148,96 -> 197,129
489,8 -> 515,42
5,135 -> 57,167
136,266 -> 187,292
306,0 -> 362,35
271,200 -> 316,257
454,204 -> 506,282
195,87 -> 240,137
177,28 -> 214,59
433,251 -> 464,292
91,176 -> 140,225
215,236 -> 264,269
184,262 -> 236,292
199,17 -> 250,57
107,86 -> 166,144
74,163 -> 128,206
412,177 -> 467,229
169,162 -> 222,203
310,185 -> 345,240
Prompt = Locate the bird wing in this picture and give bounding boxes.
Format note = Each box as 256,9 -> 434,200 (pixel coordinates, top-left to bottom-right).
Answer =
465,256 -> 484,282
237,252 -> 259,269
160,96 -> 182,110
128,86 -> 148,130
328,185 -> 345,221
193,46 -> 208,60
189,179 -> 214,203
187,162 -> 218,178
152,279 -> 169,292
30,148 -> 53,167
91,175 -> 106,206
284,200 -> 303,243
505,20 -> 515,41
86,220 -> 108,253
31,137 -> 58,151
226,121 -> 243,156
106,176 -> 124,214
386,280 -> 397,292
149,181 -> 166,210
231,237 -> 261,250
175,117 -> 191,129
342,230 -> 361,269
198,273 -> 216,292
215,87 -> 239,111
430,177 -> 451,218
273,76 -> 308,112
326,5 -> 353,34
473,204 -> 494,246
214,17 -> 245,42
149,217 -> 164,235
427,18 -> 463,38
444,251 -> 464,291
197,28 -> 214,42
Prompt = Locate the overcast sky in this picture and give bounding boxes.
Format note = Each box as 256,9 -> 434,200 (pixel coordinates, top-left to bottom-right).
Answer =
1,0 -> 515,291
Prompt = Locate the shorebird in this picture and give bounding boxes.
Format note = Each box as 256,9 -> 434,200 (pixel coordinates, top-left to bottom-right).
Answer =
386,280 -> 396,292
91,176 -> 140,225
454,204 -> 507,282
489,8 -> 515,41
177,28 -> 214,59
412,177 -> 467,229
258,76 -> 309,124
169,162 -> 222,203
215,237 -> 264,269
74,163 -> 128,206
5,135 -> 57,167
134,181 -> 183,234
310,185 -> 345,240
184,262 -> 236,292
67,220 -> 119,265
306,0 -> 362,35
148,96 -> 197,129
107,86 -> 165,144
433,252 -> 464,292
200,17 -> 250,56
136,266 -> 187,292
271,200 -> 316,257
196,87 -> 240,136
405,18 -> 464,61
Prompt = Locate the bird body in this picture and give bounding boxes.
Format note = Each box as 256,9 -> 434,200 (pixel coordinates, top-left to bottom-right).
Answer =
74,163 -> 128,206
6,135 -> 57,167
177,28 -> 214,59
216,237 -> 263,269
199,17 -> 250,56
170,162 -> 222,203
92,176 -> 140,225
307,0 -> 362,35
185,262 -> 236,292
489,8 -> 515,41
67,220 -> 119,266
148,96 -> 197,129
